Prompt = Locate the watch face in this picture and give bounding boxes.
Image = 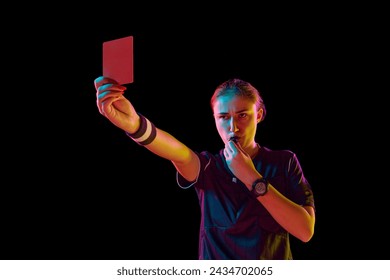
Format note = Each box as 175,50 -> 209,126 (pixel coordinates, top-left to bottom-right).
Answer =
255,182 -> 266,194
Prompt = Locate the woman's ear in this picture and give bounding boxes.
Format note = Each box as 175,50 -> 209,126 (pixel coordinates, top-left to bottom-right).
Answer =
257,109 -> 263,123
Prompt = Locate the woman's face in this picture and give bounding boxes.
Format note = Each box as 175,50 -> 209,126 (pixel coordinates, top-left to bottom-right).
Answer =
213,91 -> 262,149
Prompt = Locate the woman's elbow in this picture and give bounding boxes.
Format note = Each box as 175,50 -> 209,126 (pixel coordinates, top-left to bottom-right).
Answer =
297,207 -> 316,242
299,226 -> 315,243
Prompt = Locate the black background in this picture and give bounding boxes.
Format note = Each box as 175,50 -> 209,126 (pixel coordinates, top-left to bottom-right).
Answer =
1,6 -> 385,260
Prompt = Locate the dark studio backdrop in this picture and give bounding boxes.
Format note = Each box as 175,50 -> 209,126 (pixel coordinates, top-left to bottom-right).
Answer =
2,7 -> 385,260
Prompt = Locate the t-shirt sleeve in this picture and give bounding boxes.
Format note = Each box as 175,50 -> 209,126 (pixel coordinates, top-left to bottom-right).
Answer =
176,151 -> 209,189
287,152 -> 315,209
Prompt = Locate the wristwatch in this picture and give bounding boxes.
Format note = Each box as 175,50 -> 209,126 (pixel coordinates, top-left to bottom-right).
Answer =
251,178 -> 269,197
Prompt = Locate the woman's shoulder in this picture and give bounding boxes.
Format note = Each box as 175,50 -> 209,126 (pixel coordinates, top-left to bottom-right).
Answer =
259,146 -> 297,162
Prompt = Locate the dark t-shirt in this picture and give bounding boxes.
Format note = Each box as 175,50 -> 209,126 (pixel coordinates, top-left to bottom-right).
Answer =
176,146 -> 315,260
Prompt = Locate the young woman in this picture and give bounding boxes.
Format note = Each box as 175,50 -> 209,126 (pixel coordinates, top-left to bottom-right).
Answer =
95,76 -> 315,259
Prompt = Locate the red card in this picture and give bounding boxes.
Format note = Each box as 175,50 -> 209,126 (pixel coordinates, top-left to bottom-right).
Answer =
102,35 -> 134,85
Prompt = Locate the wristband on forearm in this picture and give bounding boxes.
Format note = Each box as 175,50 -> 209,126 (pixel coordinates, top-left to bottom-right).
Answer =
125,113 -> 157,146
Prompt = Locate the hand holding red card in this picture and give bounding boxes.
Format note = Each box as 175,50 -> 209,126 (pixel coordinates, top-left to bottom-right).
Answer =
102,35 -> 134,85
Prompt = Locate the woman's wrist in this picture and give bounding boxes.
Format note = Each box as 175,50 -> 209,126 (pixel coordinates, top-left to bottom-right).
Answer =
125,113 -> 156,146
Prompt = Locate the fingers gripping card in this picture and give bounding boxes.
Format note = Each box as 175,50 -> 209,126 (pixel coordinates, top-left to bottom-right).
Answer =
103,35 -> 134,85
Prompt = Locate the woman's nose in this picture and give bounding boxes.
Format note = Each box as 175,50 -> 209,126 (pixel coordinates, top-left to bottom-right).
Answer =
229,117 -> 239,132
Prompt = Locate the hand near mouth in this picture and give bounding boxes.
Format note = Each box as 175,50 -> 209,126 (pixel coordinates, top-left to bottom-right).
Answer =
229,136 -> 238,143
